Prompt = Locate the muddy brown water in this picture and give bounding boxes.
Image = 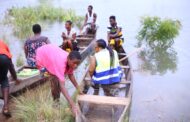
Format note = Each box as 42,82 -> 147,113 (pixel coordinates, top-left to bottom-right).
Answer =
0,0 -> 190,122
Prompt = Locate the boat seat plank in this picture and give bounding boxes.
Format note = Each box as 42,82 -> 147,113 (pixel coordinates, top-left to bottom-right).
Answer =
76,37 -> 93,40
77,34 -> 94,37
78,94 -> 129,106
84,77 -> 91,81
119,79 -> 131,84
118,53 -> 127,56
119,56 -> 128,62
79,46 -> 86,49
121,65 -> 130,69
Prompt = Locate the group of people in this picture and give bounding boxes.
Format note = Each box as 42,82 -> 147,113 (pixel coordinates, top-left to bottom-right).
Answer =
61,5 -> 97,52
0,5 -> 124,117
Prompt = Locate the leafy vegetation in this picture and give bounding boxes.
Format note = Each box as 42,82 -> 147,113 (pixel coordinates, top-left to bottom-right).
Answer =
16,54 -> 24,67
4,4 -> 84,39
12,82 -> 74,122
137,16 -> 181,48
137,16 -> 181,75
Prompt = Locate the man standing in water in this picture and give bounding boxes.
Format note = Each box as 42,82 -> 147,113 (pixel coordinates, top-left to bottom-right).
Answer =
81,5 -> 97,34
24,24 -> 50,67
36,44 -> 82,116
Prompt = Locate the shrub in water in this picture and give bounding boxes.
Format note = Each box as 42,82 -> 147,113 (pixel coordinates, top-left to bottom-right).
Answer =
137,16 -> 181,48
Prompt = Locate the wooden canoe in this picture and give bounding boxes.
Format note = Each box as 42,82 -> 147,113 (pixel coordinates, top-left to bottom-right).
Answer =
0,33 -> 97,98
75,46 -> 133,122
0,66 -> 48,98
76,33 -> 97,62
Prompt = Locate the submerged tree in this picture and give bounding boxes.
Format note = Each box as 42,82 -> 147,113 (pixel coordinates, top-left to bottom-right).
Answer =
137,16 -> 181,75
137,16 -> 181,48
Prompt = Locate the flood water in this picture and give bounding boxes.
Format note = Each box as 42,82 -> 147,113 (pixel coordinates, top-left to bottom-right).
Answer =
0,0 -> 190,122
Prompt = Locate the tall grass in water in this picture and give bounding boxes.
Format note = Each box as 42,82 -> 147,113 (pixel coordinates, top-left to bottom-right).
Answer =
137,16 -> 181,48
12,82 -> 74,122
4,5 -> 84,39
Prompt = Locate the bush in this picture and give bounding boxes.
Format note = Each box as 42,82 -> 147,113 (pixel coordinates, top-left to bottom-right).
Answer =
137,16 -> 181,48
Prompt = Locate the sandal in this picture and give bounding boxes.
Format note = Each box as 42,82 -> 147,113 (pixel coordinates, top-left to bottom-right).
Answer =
2,108 -> 12,118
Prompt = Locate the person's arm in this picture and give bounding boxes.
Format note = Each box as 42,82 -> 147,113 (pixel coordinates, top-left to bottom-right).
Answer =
9,60 -> 17,80
9,60 -> 20,84
59,81 -> 77,116
89,56 -> 96,77
93,13 -> 97,24
107,31 -> 111,41
61,32 -> 67,40
24,42 -> 28,58
71,33 -> 76,41
46,38 -> 51,44
110,27 -> 121,38
68,74 -> 82,94
80,14 -> 88,31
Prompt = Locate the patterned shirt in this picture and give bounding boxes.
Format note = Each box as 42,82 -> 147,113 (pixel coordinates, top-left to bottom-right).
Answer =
24,36 -> 49,67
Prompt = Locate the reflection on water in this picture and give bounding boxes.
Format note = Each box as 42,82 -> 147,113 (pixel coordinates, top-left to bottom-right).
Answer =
138,44 -> 177,75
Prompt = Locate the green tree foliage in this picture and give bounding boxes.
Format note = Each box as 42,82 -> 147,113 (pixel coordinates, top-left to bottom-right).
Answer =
136,16 -> 181,75
137,16 -> 181,48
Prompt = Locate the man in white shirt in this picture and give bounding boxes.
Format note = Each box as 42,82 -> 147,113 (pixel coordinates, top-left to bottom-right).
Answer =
81,5 -> 97,35
61,20 -> 78,52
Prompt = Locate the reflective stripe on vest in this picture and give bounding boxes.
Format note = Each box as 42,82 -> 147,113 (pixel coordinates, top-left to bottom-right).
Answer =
92,49 -> 122,84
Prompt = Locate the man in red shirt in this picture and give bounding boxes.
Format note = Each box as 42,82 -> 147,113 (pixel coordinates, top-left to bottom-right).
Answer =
0,40 -> 20,117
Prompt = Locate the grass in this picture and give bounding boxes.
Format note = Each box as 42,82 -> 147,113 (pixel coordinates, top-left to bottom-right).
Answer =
11,82 -> 74,122
16,54 -> 24,67
4,4 -> 84,39
137,16 -> 181,48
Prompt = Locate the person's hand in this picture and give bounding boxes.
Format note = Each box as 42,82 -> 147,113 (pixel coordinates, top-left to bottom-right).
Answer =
78,88 -> 84,95
71,105 -> 78,117
77,86 -> 84,95
62,32 -> 66,38
15,79 -> 20,85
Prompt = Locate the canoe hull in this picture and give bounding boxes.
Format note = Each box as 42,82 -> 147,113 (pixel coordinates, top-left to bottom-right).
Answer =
76,46 -> 133,122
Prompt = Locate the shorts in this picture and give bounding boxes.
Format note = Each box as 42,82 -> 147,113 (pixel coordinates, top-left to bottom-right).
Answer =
0,55 -> 10,88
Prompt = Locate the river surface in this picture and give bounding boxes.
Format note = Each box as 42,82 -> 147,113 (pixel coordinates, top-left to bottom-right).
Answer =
0,0 -> 190,122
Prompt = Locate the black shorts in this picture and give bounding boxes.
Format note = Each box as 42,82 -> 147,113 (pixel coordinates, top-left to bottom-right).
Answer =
0,54 -> 11,88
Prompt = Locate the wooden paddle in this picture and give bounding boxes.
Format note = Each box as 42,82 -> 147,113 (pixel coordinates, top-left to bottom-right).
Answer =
119,47 -> 143,62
